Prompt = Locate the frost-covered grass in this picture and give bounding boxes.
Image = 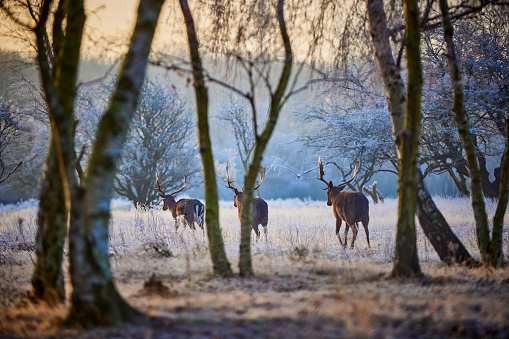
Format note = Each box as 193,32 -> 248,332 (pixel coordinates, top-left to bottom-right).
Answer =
2,197 -> 507,267
120,197 -> 507,267
1,197 -> 509,338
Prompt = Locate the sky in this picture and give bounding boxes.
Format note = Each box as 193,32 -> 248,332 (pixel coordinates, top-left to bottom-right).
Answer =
0,0 -> 183,58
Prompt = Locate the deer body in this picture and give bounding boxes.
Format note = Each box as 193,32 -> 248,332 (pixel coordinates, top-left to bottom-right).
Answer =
226,162 -> 268,240
156,173 -> 204,231
318,158 -> 370,248
330,190 -> 370,248
160,194 -> 204,230
234,192 -> 268,238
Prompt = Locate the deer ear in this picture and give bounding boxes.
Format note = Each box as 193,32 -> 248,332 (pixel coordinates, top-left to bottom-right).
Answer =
328,181 -> 333,188
159,193 -> 165,198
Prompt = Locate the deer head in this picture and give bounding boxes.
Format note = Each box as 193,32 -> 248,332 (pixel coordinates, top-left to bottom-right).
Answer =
317,157 -> 359,206
225,161 -> 266,208
155,170 -> 190,210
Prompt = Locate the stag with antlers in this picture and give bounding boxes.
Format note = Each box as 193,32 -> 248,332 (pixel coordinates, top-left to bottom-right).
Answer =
155,171 -> 204,231
317,158 -> 370,248
225,161 -> 268,240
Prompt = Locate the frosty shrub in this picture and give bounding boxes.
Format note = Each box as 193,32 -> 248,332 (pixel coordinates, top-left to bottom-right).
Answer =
114,77 -> 200,206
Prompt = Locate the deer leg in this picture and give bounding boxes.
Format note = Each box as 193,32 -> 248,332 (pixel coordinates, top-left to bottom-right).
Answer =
350,223 -> 359,249
174,218 -> 179,230
335,218 -> 343,246
186,216 -> 196,230
362,220 -> 370,248
344,223 -> 350,248
263,226 -> 268,241
252,225 -> 260,241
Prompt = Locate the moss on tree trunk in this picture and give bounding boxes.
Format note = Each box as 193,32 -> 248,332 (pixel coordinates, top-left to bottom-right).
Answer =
179,0 -> 232,277
32,141 -> 67,303
367,0 -> 475,267
391,0 -> 422,278
66,0 -> 165,326
439,0 -> 491,265
490,117 -> 509,267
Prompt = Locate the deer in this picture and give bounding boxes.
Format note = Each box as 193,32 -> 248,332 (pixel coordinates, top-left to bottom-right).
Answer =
225,161 -> 268,241
155,171 -> 204,231
317,157 -> 370,249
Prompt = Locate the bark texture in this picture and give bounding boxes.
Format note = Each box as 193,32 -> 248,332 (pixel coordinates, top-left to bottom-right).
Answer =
490,117 -> 509,266
439,0 -> 490,264
31,0 -> 85,304
415,171 -> 476,265
238,0 -> 293,277
32,141 -> 67,303
391,0 -> 422,277
67,0 -> 164,325
179,0 -> 232,277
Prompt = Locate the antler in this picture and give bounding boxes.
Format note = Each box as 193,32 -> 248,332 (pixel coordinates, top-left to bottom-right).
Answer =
225,161 -> 238,192
317,157 -> 329,189
170,174 -> 190,196
155,170 -> 165,195
336,160 -> 360,189
253,166 -> 266,190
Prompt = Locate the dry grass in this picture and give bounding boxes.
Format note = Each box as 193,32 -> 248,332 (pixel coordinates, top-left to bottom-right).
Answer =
1,198 -> 508,338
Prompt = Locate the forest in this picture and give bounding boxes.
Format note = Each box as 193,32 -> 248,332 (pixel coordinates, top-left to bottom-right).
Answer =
0,0 -> 508,337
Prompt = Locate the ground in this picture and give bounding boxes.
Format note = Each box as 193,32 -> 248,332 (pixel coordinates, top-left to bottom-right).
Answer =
1,198 -> 508,338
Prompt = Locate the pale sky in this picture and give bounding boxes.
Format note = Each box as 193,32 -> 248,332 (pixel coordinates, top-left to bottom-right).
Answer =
0,0 -> 185,58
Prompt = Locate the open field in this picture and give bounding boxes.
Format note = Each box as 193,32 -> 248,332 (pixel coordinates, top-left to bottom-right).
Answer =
1,198 -> 509,338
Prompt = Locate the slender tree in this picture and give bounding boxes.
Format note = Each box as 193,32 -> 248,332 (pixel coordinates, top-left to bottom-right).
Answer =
439,0 -> 506,266
491,117 -> 509,266
0,0 -> 83,303
238,0 -> 293,276
66,0 -> 165,325
366,0 -> 475,266
1,0 -> 166,324
178,0 -> 233,277
391,0 -> 423,277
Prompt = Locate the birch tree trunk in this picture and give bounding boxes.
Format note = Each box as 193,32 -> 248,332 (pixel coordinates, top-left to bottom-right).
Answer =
179,0 -> 232,277
438,0 -> 491,265
391,0 -> 423,277
67,0 -> 165,325
491,116 -> 509,267
31,141 -> 66,303
366,0 -> 475,266
238,0 -> 293,277
30,0 -> 85,304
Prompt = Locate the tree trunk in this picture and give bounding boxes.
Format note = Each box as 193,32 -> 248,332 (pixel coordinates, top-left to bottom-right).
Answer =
391,0 -> 423,278
490,116 -> 509,267
31,141 -> 67,303
67,0 -> 164,326
179,0 -> 232,277
478,154 -> 499,198
416,171 -> 477,265
439,0 -> 491,265
362,183 -> 380,204
447,169 -> 470,196
238,0 -> 292,277
367,0 -> 476,267
32,0 -> 85,305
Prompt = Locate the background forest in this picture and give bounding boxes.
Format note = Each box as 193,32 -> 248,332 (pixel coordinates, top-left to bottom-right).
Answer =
0,4 -> 507,206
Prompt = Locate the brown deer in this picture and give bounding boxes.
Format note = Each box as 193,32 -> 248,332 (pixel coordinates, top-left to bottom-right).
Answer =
317,158 -> 370,248
155,172 -> 204,231
225,161 -> 268,240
